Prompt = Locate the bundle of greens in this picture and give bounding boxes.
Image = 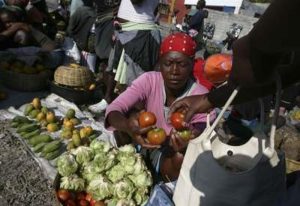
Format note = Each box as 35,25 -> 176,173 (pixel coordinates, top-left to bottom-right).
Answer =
56,140 -> 152,206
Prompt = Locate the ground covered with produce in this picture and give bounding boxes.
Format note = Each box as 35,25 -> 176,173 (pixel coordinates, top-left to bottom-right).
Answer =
0,95 -> 153,206
0,94 -> 299,206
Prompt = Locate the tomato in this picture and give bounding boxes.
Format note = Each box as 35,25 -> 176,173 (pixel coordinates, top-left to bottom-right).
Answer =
138,111 -> 157,128
76,192 -> 86,200
85,193 -> 93,202
57,189 -> 71,202
66,199 -> 76,206
170,112 -> 185,130
147,128 -> 167,145
79,199 -> 90,206
89,199 -> 97,206
94,201 -> 106,206
178,129 -> 192,141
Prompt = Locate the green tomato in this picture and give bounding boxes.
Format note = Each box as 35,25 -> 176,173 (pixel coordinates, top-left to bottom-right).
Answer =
178,130 -> 192,141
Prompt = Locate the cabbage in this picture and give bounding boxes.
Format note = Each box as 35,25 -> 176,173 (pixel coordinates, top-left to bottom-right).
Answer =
116,199 -> 136,206
93,152 -> 107,165
117,153 -> 136,165
60,174 -> 85,191
105,150 -> 118,170
118,144 -> 136,154
83,161 -> 106,175
132,154 -> 146,175
90,139 -> 111,153
133,187 -> 149,205
56,154 -> 78,176
82,172 -> 102,183
113,178 -> 135,199
106,199 -> 136,206
106,199 -> 118,206
106,164 -> 127,183
71,146 -> 94,164
87,175 -> 112,201
128,171 -> 152,187
117,153 -> 136,174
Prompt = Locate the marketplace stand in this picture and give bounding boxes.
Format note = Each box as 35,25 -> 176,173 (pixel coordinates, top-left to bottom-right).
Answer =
0,94 -> 154,206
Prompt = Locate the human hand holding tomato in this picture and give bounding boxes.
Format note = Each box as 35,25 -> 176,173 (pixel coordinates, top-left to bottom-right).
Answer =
126,111 -> 160,149
147,128 -> 167,145
170,128 -> 189,153
169,95 -> 213,123
138,111 -> 157,128
170,112 -> 186,130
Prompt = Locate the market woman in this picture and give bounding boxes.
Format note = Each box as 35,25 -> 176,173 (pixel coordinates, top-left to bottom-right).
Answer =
105,33 -> 215,181
89,0 -> 161,113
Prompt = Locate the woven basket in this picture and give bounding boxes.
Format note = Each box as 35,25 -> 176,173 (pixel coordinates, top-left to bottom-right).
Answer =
54,64 -> 93,87
286,158 -> 300,174
0,68 -> 52,91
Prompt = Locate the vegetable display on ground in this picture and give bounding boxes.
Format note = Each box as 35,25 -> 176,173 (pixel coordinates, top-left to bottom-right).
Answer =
56,141 -> 152,206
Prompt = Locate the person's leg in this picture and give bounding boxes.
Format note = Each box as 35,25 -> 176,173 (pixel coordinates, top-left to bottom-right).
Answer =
89,62 -> 117,113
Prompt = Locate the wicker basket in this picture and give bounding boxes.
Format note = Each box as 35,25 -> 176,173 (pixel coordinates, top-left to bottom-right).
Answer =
286,158 -> 300,174
0,68 -> 52,91
54,64 -> 93,87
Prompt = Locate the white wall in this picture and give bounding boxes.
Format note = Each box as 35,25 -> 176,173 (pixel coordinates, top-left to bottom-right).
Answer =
184,0 -> 244,14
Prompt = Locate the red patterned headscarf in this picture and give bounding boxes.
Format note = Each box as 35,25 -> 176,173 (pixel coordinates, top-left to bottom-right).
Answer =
160,32 -> 197,57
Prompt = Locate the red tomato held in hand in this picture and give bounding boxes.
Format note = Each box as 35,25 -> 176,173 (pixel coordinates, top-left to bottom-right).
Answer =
170,112 -> 185,130
178,129 -> 192,141
147,128 -> 167,145
138,111 -> 157,128
57,189 -> 71,202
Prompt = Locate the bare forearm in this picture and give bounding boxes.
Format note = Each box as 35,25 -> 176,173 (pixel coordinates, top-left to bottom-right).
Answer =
107,111 -> 129,133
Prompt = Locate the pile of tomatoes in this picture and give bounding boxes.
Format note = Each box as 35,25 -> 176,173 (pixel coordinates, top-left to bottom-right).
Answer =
138,111 -> 192,145
57,189 -> 105,206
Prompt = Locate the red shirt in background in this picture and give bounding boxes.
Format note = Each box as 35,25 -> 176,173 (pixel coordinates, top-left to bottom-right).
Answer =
193,58 -> 214,91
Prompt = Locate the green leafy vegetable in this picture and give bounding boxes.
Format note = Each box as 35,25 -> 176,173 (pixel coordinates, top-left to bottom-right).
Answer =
56,153 -> 78,176
128,171 -> 152,187
71,146 -> 94,164
87,175 -> 112,201
113,178 -> 135,199
60,175 -> 85,191
90,139 -> 111,153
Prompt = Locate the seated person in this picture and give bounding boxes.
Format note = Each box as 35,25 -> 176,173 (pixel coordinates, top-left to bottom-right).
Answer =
105,33 -> 215,181
0,7 -> 32,48
0,0 -> 29,9
0,7 -> 57,50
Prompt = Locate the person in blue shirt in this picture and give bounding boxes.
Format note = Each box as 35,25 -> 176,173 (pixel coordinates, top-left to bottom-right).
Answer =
188,0 -> 208,50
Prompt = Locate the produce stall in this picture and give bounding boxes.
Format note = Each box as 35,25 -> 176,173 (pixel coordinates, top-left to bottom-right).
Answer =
0,94 -> 154,206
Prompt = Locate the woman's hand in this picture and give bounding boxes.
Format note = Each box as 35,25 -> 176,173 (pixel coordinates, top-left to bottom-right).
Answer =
1,22 -> 30,37
126,112 -> 160,149
169,129 -> 189,153
169,94 -> 213,123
